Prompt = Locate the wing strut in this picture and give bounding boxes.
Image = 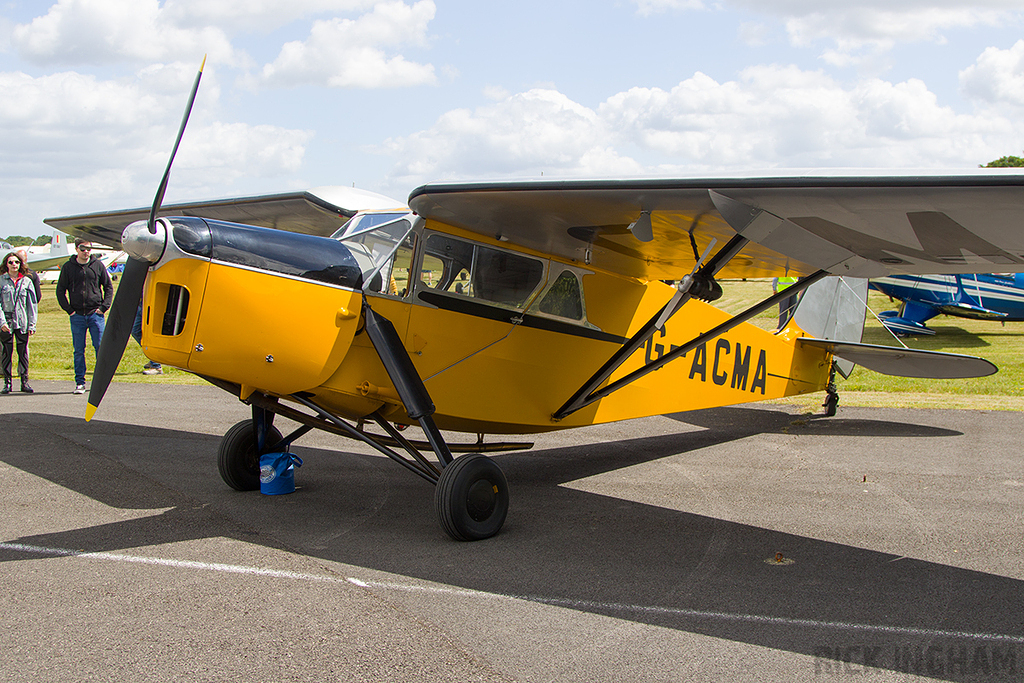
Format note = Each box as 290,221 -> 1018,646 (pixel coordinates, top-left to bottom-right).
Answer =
553,265 -> 829,420
553,234 -> 746,419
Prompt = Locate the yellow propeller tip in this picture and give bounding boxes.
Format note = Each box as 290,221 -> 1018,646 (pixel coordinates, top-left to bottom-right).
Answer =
85,403 -> 98,422
200,55 -> 207,72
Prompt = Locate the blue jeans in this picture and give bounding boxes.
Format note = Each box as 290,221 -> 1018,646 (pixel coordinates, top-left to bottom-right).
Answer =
70,312 -> 105,385
132,305 -> 161,370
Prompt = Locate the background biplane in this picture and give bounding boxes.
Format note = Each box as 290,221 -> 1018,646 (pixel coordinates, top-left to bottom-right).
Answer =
871,272 -> 1024,335
44,63 -> 1022,541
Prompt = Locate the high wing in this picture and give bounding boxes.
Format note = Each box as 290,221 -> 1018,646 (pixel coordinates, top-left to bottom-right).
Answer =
408,173 -> 1024,282
45,186 -> 405,248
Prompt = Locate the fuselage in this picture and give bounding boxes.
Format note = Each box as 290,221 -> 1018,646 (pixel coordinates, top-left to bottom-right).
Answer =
133,212 -> 833,434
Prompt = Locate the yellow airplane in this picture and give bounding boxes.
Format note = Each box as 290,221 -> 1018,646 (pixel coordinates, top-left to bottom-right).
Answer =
46,62 -> 1018,541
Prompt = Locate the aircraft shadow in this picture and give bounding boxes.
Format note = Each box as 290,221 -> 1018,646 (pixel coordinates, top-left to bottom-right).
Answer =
862,326 -> 993,349
669,405 -> 963,438
0,408 -> 1015,682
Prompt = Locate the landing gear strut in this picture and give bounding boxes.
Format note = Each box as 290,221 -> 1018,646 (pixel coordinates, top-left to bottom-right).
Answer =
217,411 -> 283,491
212,299 -> 515,542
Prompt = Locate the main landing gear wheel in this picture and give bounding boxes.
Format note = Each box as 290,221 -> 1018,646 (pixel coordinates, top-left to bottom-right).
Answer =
218,419 -> 283,491
435,453 -> 509,541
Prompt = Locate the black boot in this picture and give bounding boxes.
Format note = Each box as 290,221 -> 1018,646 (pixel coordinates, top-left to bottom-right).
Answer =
1,378 -> 10,395
20,377 -> 32,393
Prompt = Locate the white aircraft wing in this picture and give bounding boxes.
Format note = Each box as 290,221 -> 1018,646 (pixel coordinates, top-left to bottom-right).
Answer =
45,186 -> 405,248
408,172 -> 1024,281
26,252 -> 74,271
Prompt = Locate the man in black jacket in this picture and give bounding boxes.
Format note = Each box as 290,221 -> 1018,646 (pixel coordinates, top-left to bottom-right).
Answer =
56,239 -> 113,394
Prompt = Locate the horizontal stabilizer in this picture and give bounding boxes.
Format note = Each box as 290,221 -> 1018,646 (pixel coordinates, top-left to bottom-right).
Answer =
876,315 -> 936,336
935,303 -> 1009,320
796,338 -> 997,379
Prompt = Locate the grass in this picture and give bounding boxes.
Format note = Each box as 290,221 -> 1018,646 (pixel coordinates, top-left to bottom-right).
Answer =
716,279 -> 1024,411
29,282 -> 206,385
25,279 -> 1024,409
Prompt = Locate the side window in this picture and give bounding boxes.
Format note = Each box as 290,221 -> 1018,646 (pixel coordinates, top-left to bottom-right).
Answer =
418,234 -> 544,308
473,245 -> 544,307
420,253 -> 444,289
419,235 -> 473,292
538,270 -> 583,320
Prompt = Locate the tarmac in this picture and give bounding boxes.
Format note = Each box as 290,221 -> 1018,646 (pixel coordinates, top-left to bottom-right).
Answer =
1,380 -> 1022,682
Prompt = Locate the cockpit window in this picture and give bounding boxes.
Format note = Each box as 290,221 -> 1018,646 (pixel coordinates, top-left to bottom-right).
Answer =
363,233 -> 416,297
331,212 -> 409,240
336,217 -> 414,290
418,234 -> 544,309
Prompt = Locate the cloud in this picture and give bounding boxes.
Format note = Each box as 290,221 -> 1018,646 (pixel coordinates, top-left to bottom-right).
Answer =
252,0 -> 436,88
12,0 -> 439,89
606,65 -> 1016,167
770,3 -> 1013,49
633,0 -> 1024,63
632,0 -> 705,16
381,65 -> 1022,192
960,40 -> 1024,107
161,0 -> 379,32
738,22 -> 772,47
380,88 -> 648,191
11,0 -> 241,66
0,67 -> 311,219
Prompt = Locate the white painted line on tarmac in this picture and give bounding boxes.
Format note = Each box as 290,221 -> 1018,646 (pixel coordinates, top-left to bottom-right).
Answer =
4,541 -> 1022,644
2,541 -> 350,584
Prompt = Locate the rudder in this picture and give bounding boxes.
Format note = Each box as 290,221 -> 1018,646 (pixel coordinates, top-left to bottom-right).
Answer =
791,276 -> 868,377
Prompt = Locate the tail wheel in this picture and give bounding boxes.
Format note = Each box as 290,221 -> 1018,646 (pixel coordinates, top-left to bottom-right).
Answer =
823,361 -> 839,417
218,419 -> 283,491
823,390 -> 839,417
434,454 -> 509,541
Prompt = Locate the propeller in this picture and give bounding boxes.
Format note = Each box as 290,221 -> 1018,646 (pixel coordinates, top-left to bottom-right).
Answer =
149,56 -> 206,234
85,57 -> 206,422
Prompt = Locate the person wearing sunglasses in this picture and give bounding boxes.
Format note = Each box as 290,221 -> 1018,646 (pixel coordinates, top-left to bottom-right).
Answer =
0,252 -> 38,393
56,239 -> 113,395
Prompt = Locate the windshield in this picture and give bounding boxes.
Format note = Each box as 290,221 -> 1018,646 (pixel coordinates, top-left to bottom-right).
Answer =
337,215 -> 415,287
330,212 -> 410,240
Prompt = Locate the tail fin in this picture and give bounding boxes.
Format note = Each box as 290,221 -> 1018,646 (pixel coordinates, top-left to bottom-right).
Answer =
792,275 -> 998,380
791,276 -> 868,377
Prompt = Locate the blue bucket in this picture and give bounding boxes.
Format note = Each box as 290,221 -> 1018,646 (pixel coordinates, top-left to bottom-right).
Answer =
260,452 -> 302,495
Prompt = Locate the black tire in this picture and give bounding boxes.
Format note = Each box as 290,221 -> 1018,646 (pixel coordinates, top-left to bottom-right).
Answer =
823,392 -> 839,417
218,420 -> 283,491
434,454 -> 509,541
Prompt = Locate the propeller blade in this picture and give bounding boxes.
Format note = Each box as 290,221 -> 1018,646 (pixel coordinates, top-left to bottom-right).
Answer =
86,57 -> 207,419
148,55 -> 206,234
85,257 -> 150,421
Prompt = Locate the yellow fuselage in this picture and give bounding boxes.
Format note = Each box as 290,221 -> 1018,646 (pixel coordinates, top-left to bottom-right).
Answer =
138,221 -> 831,434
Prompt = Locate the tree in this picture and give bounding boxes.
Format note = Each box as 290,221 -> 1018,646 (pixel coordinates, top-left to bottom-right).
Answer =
983,154 -> 1024,167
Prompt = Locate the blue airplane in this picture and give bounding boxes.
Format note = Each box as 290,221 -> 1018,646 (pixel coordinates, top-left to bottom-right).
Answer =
870,273 -> 1024,334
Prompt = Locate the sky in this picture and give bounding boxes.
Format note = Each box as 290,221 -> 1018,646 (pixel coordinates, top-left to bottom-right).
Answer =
4,0 -> 1024,237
